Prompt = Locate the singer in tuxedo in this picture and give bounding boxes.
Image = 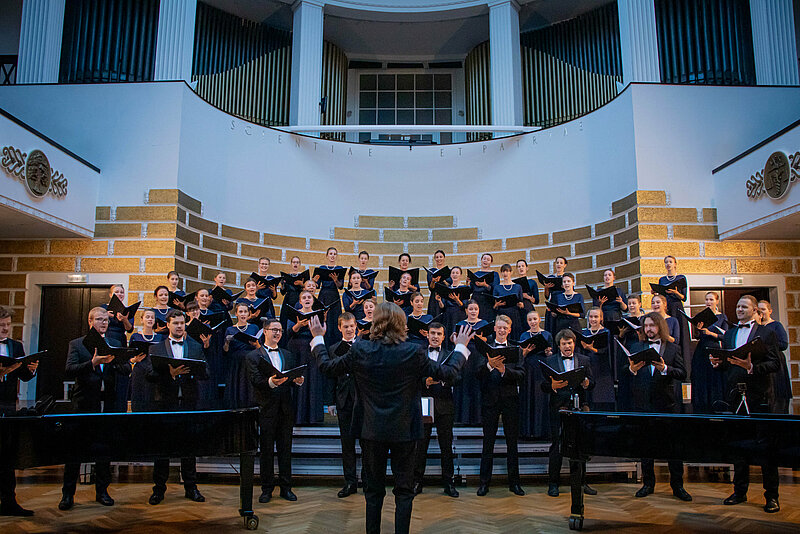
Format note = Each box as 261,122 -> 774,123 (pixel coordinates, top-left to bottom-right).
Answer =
309,304 -> 472,534
0,307 -> 38,516
413,322 -> 461,498
541,329 -> 594,497
627,312 -> 691,501
476,315 -> 526,497
321,313 -> 359,498
145,310 -> 209,505
246,318 -> 303,504
711,295 -> 781,513
60,307 -> 139,511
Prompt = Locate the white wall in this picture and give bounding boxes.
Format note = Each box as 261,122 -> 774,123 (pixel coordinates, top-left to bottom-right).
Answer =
1,81 -> 800,239
0,112 -> 100,235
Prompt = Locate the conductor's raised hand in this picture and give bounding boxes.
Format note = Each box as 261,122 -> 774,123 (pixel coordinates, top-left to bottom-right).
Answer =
453,324 -> 475,346
309,315 -> 326,337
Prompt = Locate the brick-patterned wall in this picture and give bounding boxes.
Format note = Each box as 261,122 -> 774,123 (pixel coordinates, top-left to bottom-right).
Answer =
1,187 -> 799,411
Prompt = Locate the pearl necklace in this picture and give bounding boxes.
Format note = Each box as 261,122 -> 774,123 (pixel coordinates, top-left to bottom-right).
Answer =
236,324 -> 249,333
665,274 -> 677,282
588,327 -> 602,335
141,332 -> 155,342
501,283 -> 513,290
563,292 -> 575,301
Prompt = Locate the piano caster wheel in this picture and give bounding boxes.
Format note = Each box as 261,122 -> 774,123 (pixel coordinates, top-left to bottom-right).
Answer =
569,516 -> 583,530
244,514 -> 259,530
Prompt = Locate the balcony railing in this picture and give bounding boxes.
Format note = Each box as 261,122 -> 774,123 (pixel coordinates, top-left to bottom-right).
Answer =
0,55 -> 17,85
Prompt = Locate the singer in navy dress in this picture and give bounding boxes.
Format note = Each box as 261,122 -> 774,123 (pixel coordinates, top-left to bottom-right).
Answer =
690,292 -> 729,413
550,274 -> 583,334
315,248 -> 344,346
433,266 -> 467,340
519,310 -> 553,438
208,272 -> 235,315
288,290 -> 324,424
493,264 -> 525,341
426,250 -> 450,317
543,257 -> 568,335
237,278 -> 272,322
471,253 -> 499,322
342,271 -> 370,321
129,310 -> 163,412
354,250 -> 378,291
651,294 -> 680,344
515,259 -> 539,331
580,308 -> 614,411
406,293 -> 433,348
453,300 -> 487,425
660,256 -> 690,373
279,256 -> 305,337
224,304 -> 261,409
758,300 -> 791,414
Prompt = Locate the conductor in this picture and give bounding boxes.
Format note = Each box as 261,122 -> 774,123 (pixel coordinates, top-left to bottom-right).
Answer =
309,303 -> 473,534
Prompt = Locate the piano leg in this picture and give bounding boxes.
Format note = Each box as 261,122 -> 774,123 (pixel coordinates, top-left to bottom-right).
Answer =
239,452 -> 258,530
568,460 -> 584,530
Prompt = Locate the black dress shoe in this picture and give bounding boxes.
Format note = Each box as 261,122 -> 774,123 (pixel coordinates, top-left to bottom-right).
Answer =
634,486 -> 654,498
0,502 -> 34,516
724,493 -> 747,505
764,498 -> 780,513
258,491 -> 272,504
412,482 -> 423,495
95,491 -> 115,506
476,485 -> 489,496
583,484 -> 597,496
547,484 -> 559,497
58,494 -> 74,511
184,488 -> 205,502
337,485 -> 357,498
148,492 -> 164,505
279,488 -> 297,501
443,484 -> 459,498
673,487 -> 693,502
509,484 -> 525,496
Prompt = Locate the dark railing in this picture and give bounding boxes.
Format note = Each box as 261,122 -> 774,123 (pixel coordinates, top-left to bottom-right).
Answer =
0,55 -> 17,85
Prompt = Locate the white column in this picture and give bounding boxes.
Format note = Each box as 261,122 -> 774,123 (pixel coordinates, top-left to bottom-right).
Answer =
153,0 -> 197,82
16,0 -> 65,84
617,0 -> 661,85
750,0 -> 799,86
289,0 -> 324,126
488,0 -> 523,126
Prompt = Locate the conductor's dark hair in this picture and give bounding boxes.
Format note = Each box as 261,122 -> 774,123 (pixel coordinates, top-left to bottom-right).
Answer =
0,306 -> 11,320
165,309 -> 185,323
555,329 -> 576,345
371,302 -> 408,344
154,285 -> 169,297
428,322 -> 445,333
398,253 -> 411,262
500,263 -> 512,273
434,250 -> 446,257
358,250 -> 369,258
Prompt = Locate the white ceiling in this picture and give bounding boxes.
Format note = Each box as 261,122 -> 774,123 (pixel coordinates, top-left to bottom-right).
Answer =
0,204 -> 86,238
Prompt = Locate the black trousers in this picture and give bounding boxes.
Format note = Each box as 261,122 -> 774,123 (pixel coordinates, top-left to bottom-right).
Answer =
413,413 -> 455,486
360,439 -> 416,534
63,461 -> 111,496
338,407 -> 358,487
480,397 -> 520,486
153,457 -> 197,494
733,462 -> 780,500
641,459 -> 684,490
259,410 -> 294,491
548,420 -> 585,486
0,462 -> 16,504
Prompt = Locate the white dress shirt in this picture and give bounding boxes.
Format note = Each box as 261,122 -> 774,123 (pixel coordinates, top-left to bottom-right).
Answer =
735,321 -> 754,349
169,337 -> 185,359
561,354 -> 575,372
310,336 -> 469,362
265,345 -> 283,388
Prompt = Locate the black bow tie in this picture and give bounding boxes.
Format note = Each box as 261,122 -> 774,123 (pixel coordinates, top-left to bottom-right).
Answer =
428,347 -> 441,353
561,354 -> 573,360
0,339 -> 8,345
649,340 -> 661,345
171,340 -> 184,346
738,322 -> 754,328
267,348 -> 280,353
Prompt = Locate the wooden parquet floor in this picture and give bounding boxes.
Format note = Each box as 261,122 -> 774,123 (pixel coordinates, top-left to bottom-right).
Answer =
3,480 -> 800,533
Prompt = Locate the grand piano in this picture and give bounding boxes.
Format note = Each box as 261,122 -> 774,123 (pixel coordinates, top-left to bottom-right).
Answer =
0,408 -> 261,529
561,411 -> 800,530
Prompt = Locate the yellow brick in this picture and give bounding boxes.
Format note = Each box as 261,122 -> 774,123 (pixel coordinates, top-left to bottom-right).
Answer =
506,234 -> 549,250
595,216 -> 626,236
147,189 -> 180,203
114,240 -> 175,256
765,242 -> 800,257
357,242 -> 406,255
263,233 -> 306,250
704,242 -> 761,257
222,224 -> 259,243
432,228 -> 479,241
80,258 -> 140,273
95,206 -> 111,221
115,206 -> 178,221
145,258 -> 176,273
128,275 -> 166,292
457,239 -> 502,254
0,258 -> 11,271
359,216 -> 404,228
530,245 -> 571,262
0,240 -> 48,254
636,190 -> 667,205
736,259 -> 793,274
177,191 -> 202,213
614,227 -> 639,246
638,225 -> 668,239
309,239 -> 355,253
286,250 -> 327,266
637,207 -> 698,223
50,240 -> 108,255
611,192 -> 637,215
16,257 -> 76,272
240,244 -> 282,260
553,226 -> 591,244
673,225 -> 718,240
407,216 -> 454,228
408,242 -> 454,255
147,223 -> 177,238
383,229 -> 429,242
640,258 -> 730,274
0,275 -> 26,288
95,223 -> 142,238
702,208 -> 717,223
639,242 -> 700,257
333,228 -> 381,241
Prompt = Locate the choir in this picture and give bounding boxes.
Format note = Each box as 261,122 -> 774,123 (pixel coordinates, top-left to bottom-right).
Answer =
0,251 -> 792,517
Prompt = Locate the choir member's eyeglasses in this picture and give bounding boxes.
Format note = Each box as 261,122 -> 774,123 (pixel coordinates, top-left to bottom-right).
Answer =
267,328 -> 283,333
